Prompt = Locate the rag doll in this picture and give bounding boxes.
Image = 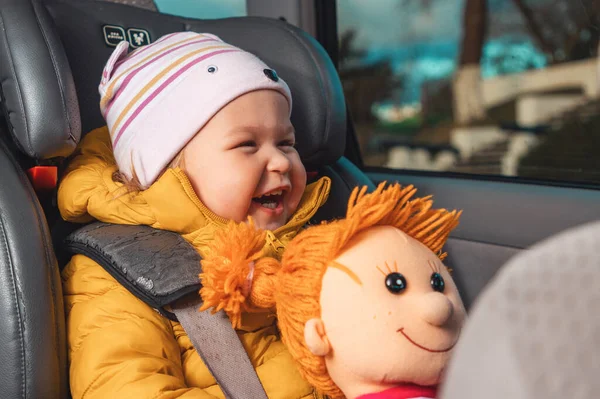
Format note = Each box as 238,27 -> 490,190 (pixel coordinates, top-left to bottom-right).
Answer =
200,182 -> 467,399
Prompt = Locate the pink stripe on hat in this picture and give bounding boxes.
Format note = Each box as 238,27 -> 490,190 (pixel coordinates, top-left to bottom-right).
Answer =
105,33 -> 181,90
124,32 -> 177,63
100,33 -> 209,112
103,38 -> 219,119
113,48 -> 240,148
99,31 -> 292,189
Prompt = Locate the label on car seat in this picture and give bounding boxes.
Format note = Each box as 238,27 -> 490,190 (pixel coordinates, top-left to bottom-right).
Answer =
127,28 -> 151,48
103,25 -> 127,47
102,25 -> 151,48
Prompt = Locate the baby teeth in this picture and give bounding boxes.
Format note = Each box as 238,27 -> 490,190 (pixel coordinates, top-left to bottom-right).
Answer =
262,202 -> 277,209
264,190 -> 282,196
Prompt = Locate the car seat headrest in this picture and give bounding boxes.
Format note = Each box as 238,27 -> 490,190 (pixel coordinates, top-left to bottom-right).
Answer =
0,0 -> 81,159
0,0 -> 347,168
441,220 -> 600,399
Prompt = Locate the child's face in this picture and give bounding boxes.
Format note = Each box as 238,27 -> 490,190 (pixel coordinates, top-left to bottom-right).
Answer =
182,89 -> 306,231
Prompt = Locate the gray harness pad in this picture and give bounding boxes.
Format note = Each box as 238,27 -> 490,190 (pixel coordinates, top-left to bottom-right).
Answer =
64,222 -> 201,319
63,222 -> 269,398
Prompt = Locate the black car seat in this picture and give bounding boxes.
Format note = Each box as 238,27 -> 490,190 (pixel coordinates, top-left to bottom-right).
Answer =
0,0 -> 374,397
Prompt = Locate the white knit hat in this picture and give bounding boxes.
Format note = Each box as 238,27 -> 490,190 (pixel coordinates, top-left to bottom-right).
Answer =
99,31 -> 292,189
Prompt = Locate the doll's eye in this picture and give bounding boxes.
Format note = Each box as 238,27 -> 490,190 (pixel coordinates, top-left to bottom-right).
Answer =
430,272 -> 445,293
385,272 -> 407,294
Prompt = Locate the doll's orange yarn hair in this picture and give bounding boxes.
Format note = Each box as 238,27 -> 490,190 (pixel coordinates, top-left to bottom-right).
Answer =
199,219 -> 280,328
199,182 -> 461,399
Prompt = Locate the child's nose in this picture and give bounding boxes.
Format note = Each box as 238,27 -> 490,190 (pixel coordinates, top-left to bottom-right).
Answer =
266,148 -> 292,174
417,292 -> 454,327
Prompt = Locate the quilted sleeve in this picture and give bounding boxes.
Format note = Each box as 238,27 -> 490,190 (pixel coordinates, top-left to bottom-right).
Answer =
62,254 -> 220,399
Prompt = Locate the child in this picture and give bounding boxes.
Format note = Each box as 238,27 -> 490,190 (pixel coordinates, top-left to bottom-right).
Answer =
58,32 -> 331,399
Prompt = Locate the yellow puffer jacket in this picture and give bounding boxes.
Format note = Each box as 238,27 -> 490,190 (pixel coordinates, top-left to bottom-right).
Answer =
58,127 -> 331,399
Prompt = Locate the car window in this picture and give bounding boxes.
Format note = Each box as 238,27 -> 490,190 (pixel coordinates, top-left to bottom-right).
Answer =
154,0 -> 246,19
337,0 -> 600,186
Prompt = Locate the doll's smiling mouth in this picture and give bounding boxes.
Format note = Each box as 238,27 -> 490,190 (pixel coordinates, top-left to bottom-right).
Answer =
397,328 -> 458,353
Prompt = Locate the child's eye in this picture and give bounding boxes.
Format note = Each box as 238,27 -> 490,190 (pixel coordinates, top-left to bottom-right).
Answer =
236,140 -> 257,148
279,140 -> 295,148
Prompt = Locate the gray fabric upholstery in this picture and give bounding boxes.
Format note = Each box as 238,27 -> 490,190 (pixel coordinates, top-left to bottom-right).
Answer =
441,220 -> 600,399
444,237 -> 521,310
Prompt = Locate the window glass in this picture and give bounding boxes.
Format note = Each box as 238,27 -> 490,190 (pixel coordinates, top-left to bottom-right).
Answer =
338,0 -> 600,185
154,0 -> 246,19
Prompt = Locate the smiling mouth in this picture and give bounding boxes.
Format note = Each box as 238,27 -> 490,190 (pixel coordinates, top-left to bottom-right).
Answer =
252,188 -> 287,210
252,193 -> 283,210
397,328 -> 458,353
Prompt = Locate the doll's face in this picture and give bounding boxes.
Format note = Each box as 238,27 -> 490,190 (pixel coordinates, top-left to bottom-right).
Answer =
305,226 -> 466,398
